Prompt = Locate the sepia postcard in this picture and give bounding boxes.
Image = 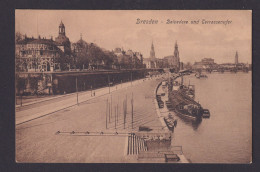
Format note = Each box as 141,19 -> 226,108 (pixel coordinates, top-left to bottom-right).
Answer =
15,10 -> 252,163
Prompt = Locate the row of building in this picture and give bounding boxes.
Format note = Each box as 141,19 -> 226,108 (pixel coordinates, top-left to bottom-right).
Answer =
143,41 -> 183,72
192,52 -> 251,71
16,21 -> 249,73
15,21 -> 151,72
16,21 -> 144,72
16,21 -> 184,73
112,47 -> 144,69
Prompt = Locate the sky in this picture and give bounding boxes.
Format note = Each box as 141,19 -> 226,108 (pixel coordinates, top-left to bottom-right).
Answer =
15,10 -> 252,64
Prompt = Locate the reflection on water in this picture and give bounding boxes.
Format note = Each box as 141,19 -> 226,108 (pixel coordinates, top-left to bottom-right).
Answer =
171,113 -> 202,131
169,72 -> 251,163
168,107 -> 203,131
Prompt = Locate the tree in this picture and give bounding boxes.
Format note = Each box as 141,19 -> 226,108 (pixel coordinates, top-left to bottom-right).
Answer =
59,52 -> 72,70
104,51 -> 117,69
15,32 -> 23,43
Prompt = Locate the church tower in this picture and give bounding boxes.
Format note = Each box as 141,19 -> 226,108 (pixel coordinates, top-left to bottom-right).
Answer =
150,41 -> 156,59
55,21 -> 71,54
173,41 -> 180,69
235,51 -> 239,65
174,41 -> 179,61
59,21 -> 66,36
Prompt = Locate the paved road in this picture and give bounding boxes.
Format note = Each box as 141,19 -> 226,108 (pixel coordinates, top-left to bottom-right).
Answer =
16,78 -> 154,125
16,76 -> 165,163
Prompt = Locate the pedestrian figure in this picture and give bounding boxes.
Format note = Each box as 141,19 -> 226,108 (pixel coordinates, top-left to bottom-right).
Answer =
93,91 -> 95,96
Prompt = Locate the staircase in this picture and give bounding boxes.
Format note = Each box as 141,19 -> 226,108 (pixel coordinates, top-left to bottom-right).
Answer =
127,133 -> 148,155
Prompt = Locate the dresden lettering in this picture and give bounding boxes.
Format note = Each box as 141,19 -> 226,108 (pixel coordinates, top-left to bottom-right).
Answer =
136,18 -> 158,24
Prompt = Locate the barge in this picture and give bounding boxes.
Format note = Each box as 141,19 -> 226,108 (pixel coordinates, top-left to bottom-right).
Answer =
168,81 -> 205,119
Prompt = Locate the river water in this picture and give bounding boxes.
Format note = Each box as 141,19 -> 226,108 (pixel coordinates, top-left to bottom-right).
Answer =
171,72 -> 252,163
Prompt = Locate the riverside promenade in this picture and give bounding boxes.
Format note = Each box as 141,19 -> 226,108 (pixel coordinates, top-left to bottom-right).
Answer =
16,76 -> 165,163
16,77 -> 153,125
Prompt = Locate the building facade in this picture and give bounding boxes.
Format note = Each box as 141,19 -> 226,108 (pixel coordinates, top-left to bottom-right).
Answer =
193,58 -> 217,70
113,48 -> 124,57
55,21 -> 71,54
201,58 -> 215,64
144,41 -> 158,68
143,58 -> 157,68
16,37 -> 62,72
113,47 -> 144,69
163,41 -> 180,71
16,22 -> 71,72
135,52 -> 143,65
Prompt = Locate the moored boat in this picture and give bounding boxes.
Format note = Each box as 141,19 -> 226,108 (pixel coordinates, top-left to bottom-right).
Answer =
195,73 -> 208,78
202,109 -> 210,118
163,113 -> 177,131
168,82 -> 204,119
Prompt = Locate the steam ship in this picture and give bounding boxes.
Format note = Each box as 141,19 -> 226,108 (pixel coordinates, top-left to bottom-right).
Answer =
168,81 -> 204,119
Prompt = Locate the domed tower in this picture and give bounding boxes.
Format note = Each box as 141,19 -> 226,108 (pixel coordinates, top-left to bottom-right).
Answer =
59,21 -> 66,36
55,21 -> 71,54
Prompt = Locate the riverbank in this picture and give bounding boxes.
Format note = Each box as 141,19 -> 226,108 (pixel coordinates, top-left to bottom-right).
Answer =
16,76 -> 165,162
16,76 -> 161,125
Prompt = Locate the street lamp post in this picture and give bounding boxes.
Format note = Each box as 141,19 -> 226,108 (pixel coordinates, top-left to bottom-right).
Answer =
20,89 -> 23,106
94,79 -> 95,96
108,75 -> 110,94
131,92 -> 134,129
131,72 -> 132,86
20,93 -> 22,106
115,106 -> 116,129
106,98 -> 108,129
76,77 -> 78,105
91,85 -> 92,96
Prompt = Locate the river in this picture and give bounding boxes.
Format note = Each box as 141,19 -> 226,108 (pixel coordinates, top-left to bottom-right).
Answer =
171,72 -> 252,163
